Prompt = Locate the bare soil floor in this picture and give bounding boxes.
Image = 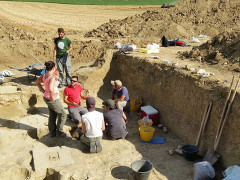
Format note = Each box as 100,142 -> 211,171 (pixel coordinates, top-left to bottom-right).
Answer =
0,1 -> 237,180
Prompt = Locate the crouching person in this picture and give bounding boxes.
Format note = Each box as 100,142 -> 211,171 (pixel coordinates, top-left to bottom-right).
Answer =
63,76 -> 88,125
80,97 -> 105,153
111,80 -> 130,113
103,99 -> 128,140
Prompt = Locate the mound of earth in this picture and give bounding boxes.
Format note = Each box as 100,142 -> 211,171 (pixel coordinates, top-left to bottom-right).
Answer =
179,30 -> 240,72
85,0 -> 240,40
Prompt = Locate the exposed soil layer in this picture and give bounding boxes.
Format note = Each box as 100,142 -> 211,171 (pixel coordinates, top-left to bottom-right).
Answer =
112,52 -> 240,168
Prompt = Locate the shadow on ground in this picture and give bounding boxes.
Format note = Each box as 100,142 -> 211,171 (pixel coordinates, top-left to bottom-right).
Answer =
10,75 -> 37,86
0,117 -> 89,153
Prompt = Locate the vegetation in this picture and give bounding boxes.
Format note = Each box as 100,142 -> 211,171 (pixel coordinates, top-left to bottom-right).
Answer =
3,0 -> 179,5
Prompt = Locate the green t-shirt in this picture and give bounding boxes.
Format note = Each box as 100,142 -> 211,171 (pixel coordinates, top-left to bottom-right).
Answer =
54,37 -> 72,58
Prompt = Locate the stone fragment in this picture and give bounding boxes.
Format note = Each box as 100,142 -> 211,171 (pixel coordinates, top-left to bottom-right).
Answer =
168,149 -> 175,156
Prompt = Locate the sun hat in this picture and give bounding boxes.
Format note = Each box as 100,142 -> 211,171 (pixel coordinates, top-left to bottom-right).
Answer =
111,80 -> 122,88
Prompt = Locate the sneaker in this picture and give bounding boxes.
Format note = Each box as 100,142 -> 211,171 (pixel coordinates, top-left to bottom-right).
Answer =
95,141 -> 102,153
56,131 -> 67,137
90,142 -> 96,153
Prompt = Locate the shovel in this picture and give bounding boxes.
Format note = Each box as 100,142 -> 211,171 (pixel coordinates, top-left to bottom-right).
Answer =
203,77 -> 239,165
29,52 -> 63,83
196,101 -> 213,147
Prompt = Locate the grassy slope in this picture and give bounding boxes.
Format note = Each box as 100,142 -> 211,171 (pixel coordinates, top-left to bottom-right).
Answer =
2,0 -> 179,5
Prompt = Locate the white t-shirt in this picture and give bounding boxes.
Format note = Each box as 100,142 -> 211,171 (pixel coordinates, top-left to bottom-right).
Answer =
82,110 -> 104,138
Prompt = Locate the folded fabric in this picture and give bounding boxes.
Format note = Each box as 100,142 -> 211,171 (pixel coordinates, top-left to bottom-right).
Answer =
0,70 -> 14,77
140,137 -> 165,144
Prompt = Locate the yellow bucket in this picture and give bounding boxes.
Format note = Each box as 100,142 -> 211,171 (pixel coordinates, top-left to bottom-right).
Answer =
138,119 -> 153,127
139,127 -> 155,142
140,48 -> 148,53
130,99 -> 142,112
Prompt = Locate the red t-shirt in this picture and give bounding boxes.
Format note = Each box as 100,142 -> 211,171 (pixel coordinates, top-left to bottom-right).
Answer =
64,84 -> 83,108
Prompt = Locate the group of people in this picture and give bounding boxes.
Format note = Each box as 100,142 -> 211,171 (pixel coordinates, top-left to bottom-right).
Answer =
35,27 -> 130,153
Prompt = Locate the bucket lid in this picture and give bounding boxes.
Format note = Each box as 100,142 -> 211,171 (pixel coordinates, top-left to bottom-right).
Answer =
141,105 -> 158,114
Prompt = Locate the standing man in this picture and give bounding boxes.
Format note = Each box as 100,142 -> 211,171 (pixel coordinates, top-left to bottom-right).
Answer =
63,76 -> 88,125
102,99 -> 128,140
111,80 -> 130,111
80,97 -> 105,153
53,27 -> 72,87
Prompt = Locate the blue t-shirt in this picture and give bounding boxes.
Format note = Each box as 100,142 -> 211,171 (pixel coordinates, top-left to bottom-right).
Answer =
112,86 -> 130,102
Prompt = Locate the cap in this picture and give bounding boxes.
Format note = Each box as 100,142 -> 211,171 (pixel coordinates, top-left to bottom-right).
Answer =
111,80 -> 122,88
86,97 -> 95,112
102,99 -> 115,109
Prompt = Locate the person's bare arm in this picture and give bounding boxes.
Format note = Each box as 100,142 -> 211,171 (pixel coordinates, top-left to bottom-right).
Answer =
53,44 -> 57,61
35,76 -> 44,93
67,44 -> 72,53
111,93 -> 115,100
63,93 -> 78,106
114,95 -> 125,103
102,119 -> 105,131
122,112 -> 127,120
80,91 -> 88,100
81,120 -> 86,134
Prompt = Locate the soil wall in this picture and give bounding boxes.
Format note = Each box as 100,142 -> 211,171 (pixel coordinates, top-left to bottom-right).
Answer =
106,53 -> 240,167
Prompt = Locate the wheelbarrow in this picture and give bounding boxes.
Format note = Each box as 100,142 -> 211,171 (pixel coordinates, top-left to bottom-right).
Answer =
10,66 -> 46,80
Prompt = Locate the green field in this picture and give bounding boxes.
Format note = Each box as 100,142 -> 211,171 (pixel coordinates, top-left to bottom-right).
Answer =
2,0 -> 179,5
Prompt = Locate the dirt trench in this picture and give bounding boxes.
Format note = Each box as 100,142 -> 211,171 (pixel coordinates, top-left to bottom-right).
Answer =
105,53 -> 240,168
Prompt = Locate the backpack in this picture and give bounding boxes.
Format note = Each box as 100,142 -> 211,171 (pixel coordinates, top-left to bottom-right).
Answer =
161,36 -> 170,47
175,40 -> 187,46
172,37 -> 187,46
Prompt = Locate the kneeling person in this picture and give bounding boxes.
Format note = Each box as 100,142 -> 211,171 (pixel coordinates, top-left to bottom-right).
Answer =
103,99 -> 128,140
63,76 -> 88,124
80,97 -> 105,153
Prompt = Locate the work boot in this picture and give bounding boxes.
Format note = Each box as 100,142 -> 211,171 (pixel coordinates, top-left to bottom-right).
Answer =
56,131 -> 67,137
95,141 -> 102,153
49,130 -> 56,137
90,142 -> 96,153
